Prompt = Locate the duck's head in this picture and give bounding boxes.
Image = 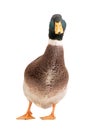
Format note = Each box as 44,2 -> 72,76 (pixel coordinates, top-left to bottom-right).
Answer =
49,14 -> 66,41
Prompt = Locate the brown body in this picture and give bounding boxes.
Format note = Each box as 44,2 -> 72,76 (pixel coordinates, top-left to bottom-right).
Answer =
24,45 -> 69,108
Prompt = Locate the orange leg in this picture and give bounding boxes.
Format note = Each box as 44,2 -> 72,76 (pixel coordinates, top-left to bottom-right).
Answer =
16,101 -> 35,120
40,104 -> 56,120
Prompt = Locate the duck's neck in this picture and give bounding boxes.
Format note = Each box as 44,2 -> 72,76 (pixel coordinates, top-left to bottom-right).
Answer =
43,39 -> 64,64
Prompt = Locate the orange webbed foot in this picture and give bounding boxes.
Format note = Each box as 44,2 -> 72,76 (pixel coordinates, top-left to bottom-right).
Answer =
16,112 -> 35,120
40,114 -> 56,120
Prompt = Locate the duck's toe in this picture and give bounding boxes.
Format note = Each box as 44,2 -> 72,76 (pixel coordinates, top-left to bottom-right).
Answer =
40,114 -> 56,120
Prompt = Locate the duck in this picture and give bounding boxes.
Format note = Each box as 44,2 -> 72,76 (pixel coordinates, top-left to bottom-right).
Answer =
17,14 -> 69,120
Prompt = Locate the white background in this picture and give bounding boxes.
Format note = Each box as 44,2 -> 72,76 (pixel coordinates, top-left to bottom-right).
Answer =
0,0 -> 98,129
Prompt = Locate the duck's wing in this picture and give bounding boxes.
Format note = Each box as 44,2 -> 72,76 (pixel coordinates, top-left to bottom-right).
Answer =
31,55 -> 42,64
24,55 -> 43,76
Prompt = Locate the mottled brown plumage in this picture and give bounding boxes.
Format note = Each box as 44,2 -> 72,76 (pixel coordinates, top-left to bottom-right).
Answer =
24,45 -> 68,108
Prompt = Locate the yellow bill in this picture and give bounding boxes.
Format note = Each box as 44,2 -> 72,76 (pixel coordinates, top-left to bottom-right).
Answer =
55,22 -> 63,34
